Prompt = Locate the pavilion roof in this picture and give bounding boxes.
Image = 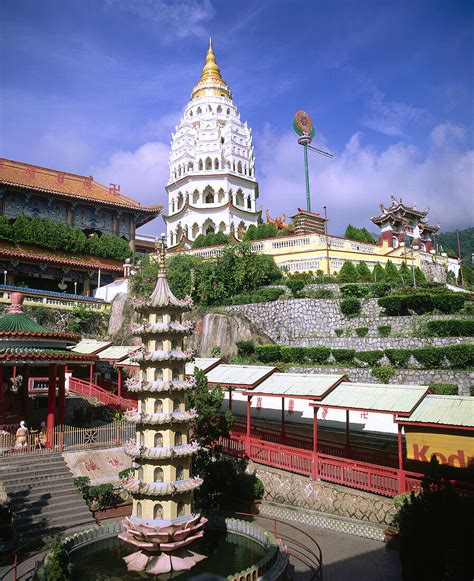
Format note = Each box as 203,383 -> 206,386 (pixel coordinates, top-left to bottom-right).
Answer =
314,382 -> 429,415
0,158 -> 162,215
0,241 -> 124,273
205,363 -> 276,388
244,372 -> 346,399
185,357 -> 223,376
98,345 -> 134,362
0,309 -> 80,342
71,339 -> 112,355
397,395 -> 474,428
0,347 -> 97,363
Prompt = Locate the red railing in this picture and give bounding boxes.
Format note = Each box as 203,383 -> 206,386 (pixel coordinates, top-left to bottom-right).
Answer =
248,439 -> 313,476
68,378 -> 137,409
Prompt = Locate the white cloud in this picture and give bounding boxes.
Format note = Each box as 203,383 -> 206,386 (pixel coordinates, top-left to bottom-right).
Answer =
255,123 -> 474,234
105,0 -> 215,39
430,122 -> 465,148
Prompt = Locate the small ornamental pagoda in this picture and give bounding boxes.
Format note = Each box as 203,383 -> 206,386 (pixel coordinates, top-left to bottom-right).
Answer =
119,236 -> 207,575
371,196 -> 440,251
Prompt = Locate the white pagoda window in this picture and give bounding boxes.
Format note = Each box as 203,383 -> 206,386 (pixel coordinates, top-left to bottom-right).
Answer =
153,504 -> 163,519
177,502 -> 185,517
237,161 -> 242,173
192,223 -> 200,238
176,465 -> 184,481
172,368 -> 180,380
139,432 -> 145,446
205,157 -> 212,170
217,105 -> 222,113
137,466 -> 144,480
136,502 -> 142,518
154,400 -> 163,413
154,432 -> 163,447
198,159 -> 203,171
174,432 -> 183,446
154,467 -> 164,482
197,107 -> 202,114
214,158 -> 219,169
192,190 -> 199,204
205,187 -> 215,204
154,369 -> 163,381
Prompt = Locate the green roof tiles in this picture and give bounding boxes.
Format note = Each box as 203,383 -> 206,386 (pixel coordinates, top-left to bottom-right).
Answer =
318,382 -> 429,414
0,312 -> 50,333
399,395 -> 474,428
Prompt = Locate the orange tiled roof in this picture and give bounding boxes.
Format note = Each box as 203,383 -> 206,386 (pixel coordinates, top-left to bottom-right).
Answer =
0,241 -> 124,272
0,158 -> 162,213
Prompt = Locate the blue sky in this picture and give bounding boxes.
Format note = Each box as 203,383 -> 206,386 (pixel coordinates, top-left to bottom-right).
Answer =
1,0 -> 472,235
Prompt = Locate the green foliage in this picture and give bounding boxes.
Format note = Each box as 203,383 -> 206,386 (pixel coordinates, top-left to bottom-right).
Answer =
188,369 -> 232,447
344,224 -> 376,244
210,346 -> 222,357
0,215 -> 13,241
398,261 -> 411,285
303,288 -> 335,299
228,287 -> 284,305
383,260 -> 401,283
335,328 -> 344,337
255,344 -> 281,362
280,346 -> 307,364
371,365 -> 396,383
356,350 -> 384,366
378,292 -> 466,316
370,282 -> 393,297
444,345 -> 474,369
27,305 -> 57,327
412,347 -> 445,368
332,349 -> 356,364
236,340 -> 256,357
67,305 -> 106,336
340,284 -> 369,298
356,261 -> 373,282
436,227 -> 474,267
414,266 -> 426,284
192,231 -> 230,248
377,324 -> 392,337
73,476 -> 120,510
395,457 -> 474,581
432,293 -> 466,314
243,222 -> 279,241
372,263 -> 386,283
340,297 -> 362,316
118,467 -> 134,480
286,278 -> 305,297
306,346 -> 331,364
385,349 -> 412,367
337,261 -> 359,283
355,326 -> 369,337
424,320 -> 474,337
42,537 -> 72,581
6,215 -> 131,260
429,383 -> 458,395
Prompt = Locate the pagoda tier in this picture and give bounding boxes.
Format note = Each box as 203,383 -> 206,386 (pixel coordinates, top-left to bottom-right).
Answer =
120,236 -> 207,576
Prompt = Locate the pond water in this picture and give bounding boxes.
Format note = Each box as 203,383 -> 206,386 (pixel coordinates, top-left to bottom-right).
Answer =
71,529 -> 266,580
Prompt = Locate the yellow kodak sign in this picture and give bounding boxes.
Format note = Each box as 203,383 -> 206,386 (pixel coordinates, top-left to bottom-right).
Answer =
406,430 -> 473,468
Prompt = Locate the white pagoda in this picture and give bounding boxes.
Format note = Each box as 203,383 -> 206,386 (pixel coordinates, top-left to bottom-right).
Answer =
163,39 -> 261,248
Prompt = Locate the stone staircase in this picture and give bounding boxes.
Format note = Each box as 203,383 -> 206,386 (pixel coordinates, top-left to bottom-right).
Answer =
0,453 -> 95,547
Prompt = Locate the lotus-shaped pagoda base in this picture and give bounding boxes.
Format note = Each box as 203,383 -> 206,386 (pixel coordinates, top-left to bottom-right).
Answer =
119,514 -> 208,574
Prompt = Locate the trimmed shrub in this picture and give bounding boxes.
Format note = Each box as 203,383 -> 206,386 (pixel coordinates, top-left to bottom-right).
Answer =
385,348 -> 412,367
378,295 -> 405,315
379,292 -> 465,316
340,284 -> 369,298
356,261 -> 373,282
370,282 -> 393,297
304,288 -> 335,299
412,347 -> 445,369
384,260 -> 401,283
332,349 -> 356,364
335,328 -> 344,337
280,346 -> 307,364
255,344 -> 281,362
432,293 -> 466,314
340,297 -> 362,317
429,383 -> 458,395
377,324 -> 392,337
306,346 -> 331,364
355,326 -> 369,337
286,278 -> 305,297
356,350 -> 384,366
444,344 -> 474,369
337,261 -> 360,283
371,366 -> 396,383
424,320 -> 474,337
230,287 -> 284,305
236,340 -> 256,357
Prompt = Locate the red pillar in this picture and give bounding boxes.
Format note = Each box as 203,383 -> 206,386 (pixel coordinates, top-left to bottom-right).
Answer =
46,364 -> 57,449
228,387 -> 232,411
397,423 -> 405,494
245,396 -> 252,455
117,367 -> 123,400
312,406 -> 319,481
281,397 -> 286,444
22,365 -> 30,419
345,409 -> 351,458
57,365 -> 66,427
89,364 -> 94,389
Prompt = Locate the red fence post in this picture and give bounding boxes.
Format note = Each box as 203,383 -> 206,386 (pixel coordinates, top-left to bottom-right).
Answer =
397,422 -> 405,494
312,406 -> 319,481
245,396 -> 252,456
46,364 -> 57,449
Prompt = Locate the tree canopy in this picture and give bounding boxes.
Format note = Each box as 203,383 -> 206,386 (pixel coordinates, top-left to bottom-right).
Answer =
344,224 -> 377,244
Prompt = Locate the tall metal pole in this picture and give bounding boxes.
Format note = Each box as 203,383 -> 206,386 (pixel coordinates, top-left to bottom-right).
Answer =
457,230 -> 465,287
324,205 -> 330,276
303,141 -> 311,212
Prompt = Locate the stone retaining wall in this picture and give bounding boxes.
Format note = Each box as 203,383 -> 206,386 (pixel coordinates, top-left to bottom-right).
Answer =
224,298 -> 470,342
248,463 -> 396,527
289,365 -> 474,395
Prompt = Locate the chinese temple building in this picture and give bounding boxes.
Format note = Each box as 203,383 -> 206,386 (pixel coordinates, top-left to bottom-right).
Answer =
0,292 -> 98,442
370,195 -> 440,251
0,158 -> 161,294
163,39 -> 261,248
119,237 -> 206,575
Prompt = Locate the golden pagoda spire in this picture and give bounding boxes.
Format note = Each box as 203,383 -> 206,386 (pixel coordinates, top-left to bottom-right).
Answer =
191,38 -> 232,100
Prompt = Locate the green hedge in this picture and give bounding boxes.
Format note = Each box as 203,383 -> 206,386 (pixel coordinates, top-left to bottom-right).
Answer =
412,348 -> 445,368
429,383 -> 458,395
355,326 -> 369,337
235,340 -> 256,357
356,350 -> 384,366
229,287 -> 284,305
340,297 -> 362,317
306,346 -> 331,364
384,349 -> 412,367
332,349 -> 356,364
255,344 -> 281,362
378,292 -> 466,316
280,346 -> 307,363
340,284 -> 370,298
444,345 -> 474,369
377,324 -> 392,337
424,320 -> 474,337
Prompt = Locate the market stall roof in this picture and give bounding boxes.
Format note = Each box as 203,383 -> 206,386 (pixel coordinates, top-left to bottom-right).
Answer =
396,395 -> 474,429
243,373 -> 346,400
98,345 -> 134,362
312,382 -> 429,416
185,357 -> 223,376
71,339 -> 112,355
205,363 -> 276,388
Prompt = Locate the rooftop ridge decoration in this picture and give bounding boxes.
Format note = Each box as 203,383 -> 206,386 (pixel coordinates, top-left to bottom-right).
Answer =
119,234 -> 207,575
190,37 -> 231,101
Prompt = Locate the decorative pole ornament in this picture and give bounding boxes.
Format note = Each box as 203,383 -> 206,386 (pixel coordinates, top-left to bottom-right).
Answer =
293,110 -> 333,213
